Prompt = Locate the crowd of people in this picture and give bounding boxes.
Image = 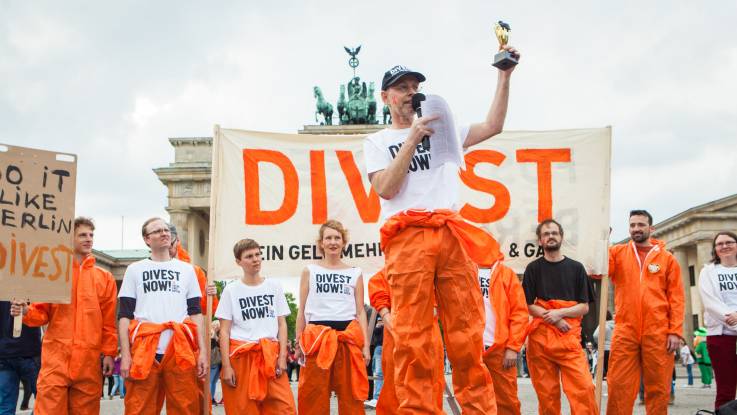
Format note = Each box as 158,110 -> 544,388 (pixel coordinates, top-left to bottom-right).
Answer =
1,42 -> 736,415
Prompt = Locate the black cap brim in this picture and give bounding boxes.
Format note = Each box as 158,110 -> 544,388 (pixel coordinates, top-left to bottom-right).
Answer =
382,71 -> 426,91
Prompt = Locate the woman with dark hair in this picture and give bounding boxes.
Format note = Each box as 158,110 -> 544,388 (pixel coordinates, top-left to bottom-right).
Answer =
698,231 -> 737,410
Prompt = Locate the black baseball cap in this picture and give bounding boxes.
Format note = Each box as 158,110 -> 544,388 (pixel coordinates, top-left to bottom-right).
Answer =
381,65 -> 426,91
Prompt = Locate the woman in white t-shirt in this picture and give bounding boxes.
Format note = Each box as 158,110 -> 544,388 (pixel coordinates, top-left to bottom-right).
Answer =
215,239 -> 296,414
697,231 -> 737,410
296,220 -> 370,415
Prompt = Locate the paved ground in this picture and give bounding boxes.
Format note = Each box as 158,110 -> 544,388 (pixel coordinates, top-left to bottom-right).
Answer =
16,373 -> 717,414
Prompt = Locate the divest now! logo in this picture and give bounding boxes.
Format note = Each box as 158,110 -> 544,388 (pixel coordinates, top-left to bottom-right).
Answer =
718,272 -> 737,292
479,274 -> 490,299
142,269 -> 182,294
239,295 -> 276,320
315,273 -> 353,295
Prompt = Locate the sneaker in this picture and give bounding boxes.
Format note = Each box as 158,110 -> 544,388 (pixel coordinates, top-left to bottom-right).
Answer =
365,399 -> 378,408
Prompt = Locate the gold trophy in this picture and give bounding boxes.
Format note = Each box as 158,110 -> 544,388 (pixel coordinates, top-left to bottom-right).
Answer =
492,21 -> 518,70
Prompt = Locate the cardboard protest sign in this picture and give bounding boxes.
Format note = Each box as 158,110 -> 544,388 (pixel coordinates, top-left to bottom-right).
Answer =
208,127 -> 611,280
0,144 -> 77,303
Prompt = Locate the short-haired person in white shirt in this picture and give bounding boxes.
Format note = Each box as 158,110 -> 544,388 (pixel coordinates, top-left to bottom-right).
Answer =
698,231 -> 737,410
296,219 -> 370,415
363,46 -> 520,413
215,238 -> 296,414
117,217 -> 208,415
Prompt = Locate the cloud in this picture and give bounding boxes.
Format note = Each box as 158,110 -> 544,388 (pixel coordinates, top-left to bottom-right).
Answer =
1,0 -> 735,250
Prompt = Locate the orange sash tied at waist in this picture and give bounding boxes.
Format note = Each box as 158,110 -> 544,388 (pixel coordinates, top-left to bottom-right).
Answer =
524,299 -> 582,352
229,338 -> 280,402
380,209 -> 503,267
300,320 -> 368,400
128,319 -> 199,380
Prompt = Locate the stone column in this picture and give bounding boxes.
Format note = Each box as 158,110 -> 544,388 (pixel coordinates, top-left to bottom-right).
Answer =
694,239 -> 713,329
168,209 -> 190,251
673,247 -> 693,343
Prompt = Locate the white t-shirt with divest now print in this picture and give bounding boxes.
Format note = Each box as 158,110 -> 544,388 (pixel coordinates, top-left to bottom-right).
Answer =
478,266 -> 497,347
713,264 -> 737,335
119,258 -> 202,354
304,264 -> 361,323
363,125 -> 469,220
215,279 -> 290,342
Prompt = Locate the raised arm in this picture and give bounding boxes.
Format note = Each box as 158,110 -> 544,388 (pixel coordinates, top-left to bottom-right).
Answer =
463,45 -> 520,149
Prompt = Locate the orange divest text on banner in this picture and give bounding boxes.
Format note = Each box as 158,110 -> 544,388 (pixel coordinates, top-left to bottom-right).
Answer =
209,128 -> 610,280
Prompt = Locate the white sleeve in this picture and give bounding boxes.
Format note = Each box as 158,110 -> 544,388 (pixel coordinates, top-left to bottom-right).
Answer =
698,266 -> 730,324
274,283 -> 291,317
185,266 -> 201,300
118,264 -> 138,298
215,286 -> 232,320
363,135 -> 391,174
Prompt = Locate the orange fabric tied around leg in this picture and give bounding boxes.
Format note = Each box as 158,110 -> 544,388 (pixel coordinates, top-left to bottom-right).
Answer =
526,299 -> 598,415
368,269 -> 446,415
229,338 -> 279,402
380,209 -> 502,267
128,319 -> 199,380
300,321 -> 368,400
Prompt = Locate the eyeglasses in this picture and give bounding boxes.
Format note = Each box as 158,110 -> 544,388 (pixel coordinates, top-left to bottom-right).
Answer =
716,241 -> 737,248
146,228 -> 171,237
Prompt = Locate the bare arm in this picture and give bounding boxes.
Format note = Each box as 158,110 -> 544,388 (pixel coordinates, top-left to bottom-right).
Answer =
191,313 -> 208,378
295,267 -> 310,360
463,45 -> 519,149
219,319 -> 236,387
355,275 -> 370,364
277,316 -> 288,375
118,317 -> 131,378
368,115 -> 438,199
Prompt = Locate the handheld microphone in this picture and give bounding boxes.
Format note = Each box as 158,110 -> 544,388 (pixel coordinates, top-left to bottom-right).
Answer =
411,93 -> 431,151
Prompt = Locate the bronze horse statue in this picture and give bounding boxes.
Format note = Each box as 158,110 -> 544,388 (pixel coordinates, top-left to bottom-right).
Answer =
313,86 -> 334,125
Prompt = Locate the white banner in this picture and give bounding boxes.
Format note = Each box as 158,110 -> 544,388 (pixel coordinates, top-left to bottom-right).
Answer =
209,127 -> 611,281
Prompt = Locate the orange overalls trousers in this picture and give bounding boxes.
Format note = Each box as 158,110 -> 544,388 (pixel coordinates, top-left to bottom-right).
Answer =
298,320 -> 368,414
381,209 -> 500,414
221,338 -> 296,414
368,269 -> 446,414
526,299 -> 598,415
124,319 -> 201,415
23,255 -> 118,415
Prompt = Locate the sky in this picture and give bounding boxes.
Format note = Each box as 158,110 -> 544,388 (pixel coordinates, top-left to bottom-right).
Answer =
2,1 -> 736,253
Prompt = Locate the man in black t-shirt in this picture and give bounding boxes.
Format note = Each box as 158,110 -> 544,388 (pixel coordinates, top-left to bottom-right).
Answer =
522,219 -> 599,415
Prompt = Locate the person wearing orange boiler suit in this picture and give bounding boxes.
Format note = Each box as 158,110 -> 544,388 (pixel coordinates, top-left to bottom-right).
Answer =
601,210 -> 684,415
118,217 -> 208,415
522,219 -> 598,415
167,223 -> 219,413
364,46 -> 520,414
368,269 -> 446,414
11,217 -> 118,415
478,257 -> 529,415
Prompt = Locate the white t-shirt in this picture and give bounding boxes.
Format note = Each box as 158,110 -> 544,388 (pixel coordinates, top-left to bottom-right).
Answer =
215,279 -> 290,342
304,264 -> 361,322
712,264 -> 737,335
119,258 -> 201,354
478,267 -> 497,347
363,126 -> 469,220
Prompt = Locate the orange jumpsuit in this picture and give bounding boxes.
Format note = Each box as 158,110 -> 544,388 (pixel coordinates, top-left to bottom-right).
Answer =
526,299 -> 598,415
176,242 -> 219,314
221,338 -> 296,414
604,239 -> 684,414
124,319 -> 201,415
480,261 -> 529,415
298,320 -> 368,415
381,209 -> 499,414
368,270 -> 446,415
175,242 -> 217,413
23,255 -> 118,415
